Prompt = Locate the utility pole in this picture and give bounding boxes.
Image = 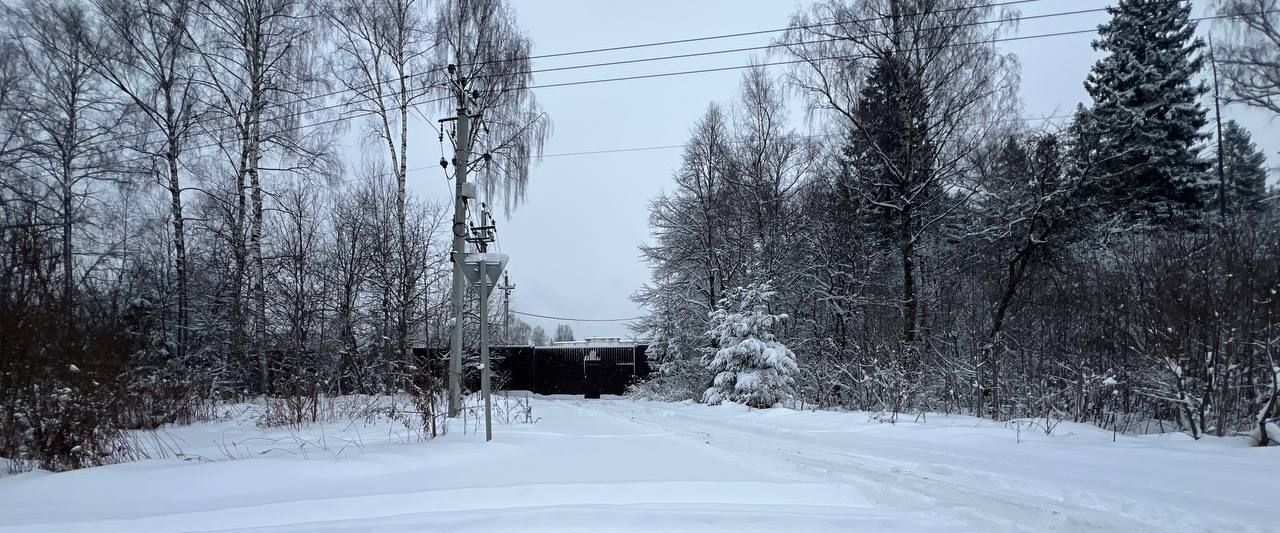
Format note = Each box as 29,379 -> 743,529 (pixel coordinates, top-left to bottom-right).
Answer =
499,273 -> 515,342
1209,35 -> 1228,220
463,210 -> 498,442
478,255 -> 492,441
444,62 -> 474,418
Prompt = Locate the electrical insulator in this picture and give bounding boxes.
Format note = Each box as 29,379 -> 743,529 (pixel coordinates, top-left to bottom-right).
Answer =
439,157 -> 449,169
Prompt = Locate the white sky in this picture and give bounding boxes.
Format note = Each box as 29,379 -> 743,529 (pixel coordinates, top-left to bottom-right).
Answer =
394,0 -> 1277,339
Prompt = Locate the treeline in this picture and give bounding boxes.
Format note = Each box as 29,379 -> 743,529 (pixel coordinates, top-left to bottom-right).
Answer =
0,0 -> 547,470
634,0 -> 1280,443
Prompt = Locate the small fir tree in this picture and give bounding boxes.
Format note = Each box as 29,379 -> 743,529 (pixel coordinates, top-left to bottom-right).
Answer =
702,282 -> 798,408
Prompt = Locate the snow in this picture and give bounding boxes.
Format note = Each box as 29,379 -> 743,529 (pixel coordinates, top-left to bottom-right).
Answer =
1,396 -> 1277,532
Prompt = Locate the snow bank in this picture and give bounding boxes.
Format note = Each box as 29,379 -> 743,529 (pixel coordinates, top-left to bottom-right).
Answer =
1,395 -> 1275,532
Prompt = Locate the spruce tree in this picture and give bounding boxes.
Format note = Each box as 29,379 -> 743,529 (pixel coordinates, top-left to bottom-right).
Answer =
1083,0 -> 1209,221
842,53 -> 936,238
1217,120 -> 1268,212
702,283 -> 798,408
839,53 -> 937,344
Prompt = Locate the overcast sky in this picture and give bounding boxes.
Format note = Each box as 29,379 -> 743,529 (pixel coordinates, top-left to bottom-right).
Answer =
395,0 -> 1277,340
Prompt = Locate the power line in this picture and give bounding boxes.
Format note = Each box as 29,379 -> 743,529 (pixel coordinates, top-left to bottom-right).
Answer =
537,114 -> 1075,159
512,7 -> 1276,92
510,3 -> 1108,81
36,8 -> 1272,177
78,1 -> 1054,157
512,310 -> 644,323
462,0 -> 1049,69
311,111 -> 1074,188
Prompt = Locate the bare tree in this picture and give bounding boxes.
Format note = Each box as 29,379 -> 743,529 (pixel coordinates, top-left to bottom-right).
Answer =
328,181 -> 374,392
89,0 -> 202,357
324,0 -> 434,373
433,0 -> 549,213
554,323 -> 574,343
1215,1 -> 1280,116
6,0 -> 128,324
268,179 -> 327,392
0,37 -> 29,177
728,66 -> 811,286
191,0 -> 330,391
965,131 -> 1083,417
529,325 -> 547,346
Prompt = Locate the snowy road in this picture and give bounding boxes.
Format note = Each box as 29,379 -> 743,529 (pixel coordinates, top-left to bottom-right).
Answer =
1,396 -> 1275,532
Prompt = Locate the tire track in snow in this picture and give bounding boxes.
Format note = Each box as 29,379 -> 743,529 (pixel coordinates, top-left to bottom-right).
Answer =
577,399 -> 1171,533
0,480 -> 889,533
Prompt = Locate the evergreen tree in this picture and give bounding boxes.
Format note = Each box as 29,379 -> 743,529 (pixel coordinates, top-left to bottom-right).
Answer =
1217,120 -> 1268,212
1083,0 -> 1209,220
839,53 -> 937,344
842,53 -> 936,237
702,282 -> 798,408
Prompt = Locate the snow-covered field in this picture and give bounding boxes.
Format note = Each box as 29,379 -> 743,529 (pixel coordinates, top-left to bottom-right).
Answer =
1,395 -> 1276,533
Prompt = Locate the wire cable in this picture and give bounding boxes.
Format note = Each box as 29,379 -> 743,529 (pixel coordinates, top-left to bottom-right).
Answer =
301,110 -> 1075,188
512,310 -> 645,322
501,3 -> 1106,81
27,8 -> 1270,179
459,0 -> 1049,68
61,0 -> 1074,155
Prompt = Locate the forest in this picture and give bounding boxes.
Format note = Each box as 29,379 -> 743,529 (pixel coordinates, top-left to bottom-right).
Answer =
2,0 -> 1278,473
633,0 -> 1280,445
0,0 -> 550,471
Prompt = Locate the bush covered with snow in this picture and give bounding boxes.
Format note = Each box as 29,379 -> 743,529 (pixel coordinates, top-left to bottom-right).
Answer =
627,358 -> 711,402
701,283 -> 798,408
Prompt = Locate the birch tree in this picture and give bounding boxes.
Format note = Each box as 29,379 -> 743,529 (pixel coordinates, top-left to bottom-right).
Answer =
89,0 -> 202,357
325,0 -> 435,371
191,0 -> 329,390
7,0 -> 127,325
433,0 -> 548,212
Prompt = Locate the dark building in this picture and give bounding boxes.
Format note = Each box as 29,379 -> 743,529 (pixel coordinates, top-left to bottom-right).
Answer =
416,338 -> 650,398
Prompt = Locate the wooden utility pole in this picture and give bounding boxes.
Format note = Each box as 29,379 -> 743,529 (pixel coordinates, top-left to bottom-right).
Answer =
1209,35 -> 1228,219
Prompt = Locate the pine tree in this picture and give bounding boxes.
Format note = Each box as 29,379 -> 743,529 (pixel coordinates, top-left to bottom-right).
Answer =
1217,120 -> 1268,212
1083,0 -> 1209,220
702,282 -> 798,408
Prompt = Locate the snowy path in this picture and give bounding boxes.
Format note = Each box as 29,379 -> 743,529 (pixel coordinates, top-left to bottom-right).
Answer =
1,396 -> 1275,532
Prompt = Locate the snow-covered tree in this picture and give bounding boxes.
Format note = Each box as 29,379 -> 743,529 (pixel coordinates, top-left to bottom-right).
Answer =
702,283 -> 798,408
1083,0 -> 1209,220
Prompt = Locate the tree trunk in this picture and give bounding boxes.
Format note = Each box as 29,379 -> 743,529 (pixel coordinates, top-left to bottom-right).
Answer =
395,68 -> 410,383
61,153 -> 74,327
230,142 -> 249,386
166,129 -> 188,359
900,204 -> 917,345
251,162 -> 266,393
